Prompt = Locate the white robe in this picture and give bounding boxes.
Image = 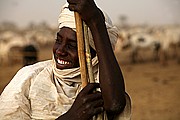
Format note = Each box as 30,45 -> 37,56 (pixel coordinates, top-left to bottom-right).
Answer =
0,60 -> 131,120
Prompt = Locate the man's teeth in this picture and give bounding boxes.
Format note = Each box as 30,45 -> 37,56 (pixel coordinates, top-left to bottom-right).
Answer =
57,59 -> 70,65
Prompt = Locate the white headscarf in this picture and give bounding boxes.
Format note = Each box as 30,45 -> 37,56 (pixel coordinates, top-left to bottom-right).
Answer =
58,2 -> 119,50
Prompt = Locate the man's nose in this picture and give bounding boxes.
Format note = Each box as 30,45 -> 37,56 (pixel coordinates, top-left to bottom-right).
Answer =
56,45 -> 67,56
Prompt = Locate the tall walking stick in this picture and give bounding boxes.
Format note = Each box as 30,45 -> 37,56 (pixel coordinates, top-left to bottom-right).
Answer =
74,12 -> 88,87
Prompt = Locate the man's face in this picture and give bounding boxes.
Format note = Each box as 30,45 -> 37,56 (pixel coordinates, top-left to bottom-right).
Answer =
53,27 -> 79,69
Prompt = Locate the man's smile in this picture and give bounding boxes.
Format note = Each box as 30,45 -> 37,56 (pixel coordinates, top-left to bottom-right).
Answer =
57,58 -> 71,65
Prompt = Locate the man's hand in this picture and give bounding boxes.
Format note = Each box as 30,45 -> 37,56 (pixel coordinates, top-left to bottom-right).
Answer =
67,0 -> 101,25
66,83 -> 104,120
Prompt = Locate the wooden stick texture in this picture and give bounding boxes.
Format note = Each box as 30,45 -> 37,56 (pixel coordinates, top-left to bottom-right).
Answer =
74,12 -> 88,88
83,22 -> 95,83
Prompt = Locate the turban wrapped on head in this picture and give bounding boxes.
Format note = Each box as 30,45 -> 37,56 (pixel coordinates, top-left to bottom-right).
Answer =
58,3 -> 119,50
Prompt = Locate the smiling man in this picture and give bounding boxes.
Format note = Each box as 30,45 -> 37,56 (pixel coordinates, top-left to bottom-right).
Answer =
0,0 -> 131,120
53,27 -> 79,69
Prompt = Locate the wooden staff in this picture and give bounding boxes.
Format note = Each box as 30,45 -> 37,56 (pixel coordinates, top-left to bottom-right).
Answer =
74,12 -> 88,87
83,22 -> 95,83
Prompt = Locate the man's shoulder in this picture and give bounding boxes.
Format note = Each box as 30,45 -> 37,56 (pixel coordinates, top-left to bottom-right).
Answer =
2,60 -> 53,93
22,60 -> 53,73
13,60 -> 53,81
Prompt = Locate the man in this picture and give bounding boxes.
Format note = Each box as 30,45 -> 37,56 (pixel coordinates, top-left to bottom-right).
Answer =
0,0 -> 131,119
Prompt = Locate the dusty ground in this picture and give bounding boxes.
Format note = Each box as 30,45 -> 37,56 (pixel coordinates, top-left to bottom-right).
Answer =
0,46 -> 180,120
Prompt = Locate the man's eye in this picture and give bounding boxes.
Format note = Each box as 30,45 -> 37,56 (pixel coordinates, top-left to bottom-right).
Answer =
67,43 -> 77,49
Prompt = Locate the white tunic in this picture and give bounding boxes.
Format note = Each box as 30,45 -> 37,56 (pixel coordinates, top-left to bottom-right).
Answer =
0,60 -> 131,120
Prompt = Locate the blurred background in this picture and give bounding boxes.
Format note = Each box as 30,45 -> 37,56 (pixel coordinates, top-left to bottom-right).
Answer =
0,0 -> 180,120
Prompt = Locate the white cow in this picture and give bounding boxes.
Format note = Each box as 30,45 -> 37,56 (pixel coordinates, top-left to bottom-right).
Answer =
24,30 -> 55,46
0,33 -> 27,65
115,30 -> 161,63
151,26 -> 180,65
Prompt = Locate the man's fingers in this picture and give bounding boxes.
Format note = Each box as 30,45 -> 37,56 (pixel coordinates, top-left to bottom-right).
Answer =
82,92 -> 102,104
68,4 -> 77,11
81,83 -> 100,94
67,0 -> 78,4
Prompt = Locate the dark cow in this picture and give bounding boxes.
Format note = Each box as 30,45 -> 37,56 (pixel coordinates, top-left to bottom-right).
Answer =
22,44 -> 38,66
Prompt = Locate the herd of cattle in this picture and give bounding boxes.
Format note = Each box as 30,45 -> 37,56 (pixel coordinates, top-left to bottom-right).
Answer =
115,25 -> 180,65
0,26 -> 56,66
0,25 -> 180,66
